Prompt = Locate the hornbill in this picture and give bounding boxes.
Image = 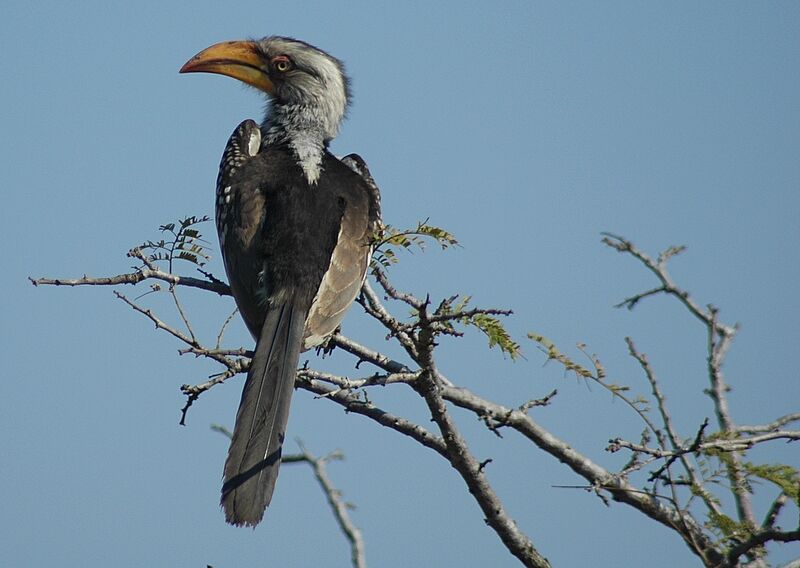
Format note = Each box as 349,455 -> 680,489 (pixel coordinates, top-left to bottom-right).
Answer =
180,37 -> 381,527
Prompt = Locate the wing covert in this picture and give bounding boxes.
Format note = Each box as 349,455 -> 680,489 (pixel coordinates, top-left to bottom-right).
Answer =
303,154 -> 382,348
216,120 -> 268,338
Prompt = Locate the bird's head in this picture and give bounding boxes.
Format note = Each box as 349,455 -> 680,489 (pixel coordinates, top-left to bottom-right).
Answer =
180,36 -> 350,142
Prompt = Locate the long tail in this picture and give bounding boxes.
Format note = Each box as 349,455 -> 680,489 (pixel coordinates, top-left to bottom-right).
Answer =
221,301 -> 307,526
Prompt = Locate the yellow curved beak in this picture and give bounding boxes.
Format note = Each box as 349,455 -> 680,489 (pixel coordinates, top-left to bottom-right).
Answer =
180,40 -> 274,94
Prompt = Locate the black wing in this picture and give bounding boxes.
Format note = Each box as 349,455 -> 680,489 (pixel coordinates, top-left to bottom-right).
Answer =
215,119 -> 268,338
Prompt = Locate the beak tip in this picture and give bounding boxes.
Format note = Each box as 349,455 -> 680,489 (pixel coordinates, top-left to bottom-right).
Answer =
179,58 -> 198,74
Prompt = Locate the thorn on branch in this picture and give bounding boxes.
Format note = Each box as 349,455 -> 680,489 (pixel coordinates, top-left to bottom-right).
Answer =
657,245 -> 687,265
614,286 -> 668,310
600,232 -> 632,252
480,414 -> 505,438
179,391 -> 200,426
648,418 -> 709,483
197,268 -> 225,286
518,389 -> 558,413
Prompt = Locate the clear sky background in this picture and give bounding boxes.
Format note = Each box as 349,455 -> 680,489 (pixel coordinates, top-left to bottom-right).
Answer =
3,2 -> 799,567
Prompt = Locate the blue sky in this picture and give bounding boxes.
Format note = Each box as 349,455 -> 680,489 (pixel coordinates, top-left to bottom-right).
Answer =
3,2 -> 799,566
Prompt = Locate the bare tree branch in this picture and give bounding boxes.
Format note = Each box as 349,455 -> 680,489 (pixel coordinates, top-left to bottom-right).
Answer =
602,234 -> 792,566
736,414 -> 800,435
727,529 -> 800,567
30,247 -> 230,296
296,373 -> 449,458
289,443 -> 367,568
357,280 -> 419,359
411,302 -> 550,568
326,331 -> 410,374
761,493 -> 788,531
438,375 -> 725,566
602,234 -> 736,337
33,227 -> 800,567
212,424 -> 366,568
625,337 -> 723,516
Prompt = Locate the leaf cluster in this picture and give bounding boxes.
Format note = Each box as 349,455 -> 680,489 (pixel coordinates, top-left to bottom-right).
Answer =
138,215 -> 212,271
371,219 -> 459,268
434,295 -> 522,360
742,462 -> 800,504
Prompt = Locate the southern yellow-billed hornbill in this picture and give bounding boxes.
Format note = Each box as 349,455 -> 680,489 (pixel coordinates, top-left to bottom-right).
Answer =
180,37 -> 381,526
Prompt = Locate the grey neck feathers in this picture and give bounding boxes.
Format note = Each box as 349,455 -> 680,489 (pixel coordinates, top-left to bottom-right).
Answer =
262,105 -> 327,184
262,89 -> 346,185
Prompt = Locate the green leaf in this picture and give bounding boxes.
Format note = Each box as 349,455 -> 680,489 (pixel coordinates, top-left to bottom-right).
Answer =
528,333 -> 594,378
372,220 -> 459,268
706,510 -> 750,542
138,216 -> 213,271
742,462 -> 800,503
470,313 -> 522,360
429,294 -> 521,359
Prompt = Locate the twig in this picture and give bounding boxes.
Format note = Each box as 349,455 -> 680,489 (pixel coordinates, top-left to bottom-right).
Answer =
212,424 -> 366,568
613,286 -> 668,310
170,288 -> 197,343
291,443 -> 367,568
519,390 -> 558,413
179,346 -> 250,358
216,307 -> 239,349
358,281 -> 418,358
727,529 -> 800,566
601,234 -> 736,337
761,493 -> 787,531
648,419 -> 709,483
705,306 -> 757,535
603,235 -> 763,551
735,413 -> 800,434
371,266 -> 424,310
609,420 -> 709,483
625,337 -> 723,516
181,366 -> 244,396
30,266 -> 230,296
197,268 -> 226,287
296,374 -> 448,458
298,368 -> 419,393
608,430 -> 799,458
327,330 -> 410,374
423,306 -> 514,325
114,292 -> 198,349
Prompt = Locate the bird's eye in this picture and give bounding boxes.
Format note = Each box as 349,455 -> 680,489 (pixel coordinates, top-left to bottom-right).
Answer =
272,56 -> 292,73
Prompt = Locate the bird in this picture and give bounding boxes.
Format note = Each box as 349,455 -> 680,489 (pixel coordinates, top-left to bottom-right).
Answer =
180,36 -> 381,527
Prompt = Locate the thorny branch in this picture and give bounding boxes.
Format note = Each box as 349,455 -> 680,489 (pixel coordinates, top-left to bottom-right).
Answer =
32,229 -> 799,567
624,337 -> 724,517
610,430 -> 800,457
603,234 -> 800,566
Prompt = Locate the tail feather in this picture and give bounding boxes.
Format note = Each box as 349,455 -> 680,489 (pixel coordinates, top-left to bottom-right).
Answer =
221,300 -> 307,526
